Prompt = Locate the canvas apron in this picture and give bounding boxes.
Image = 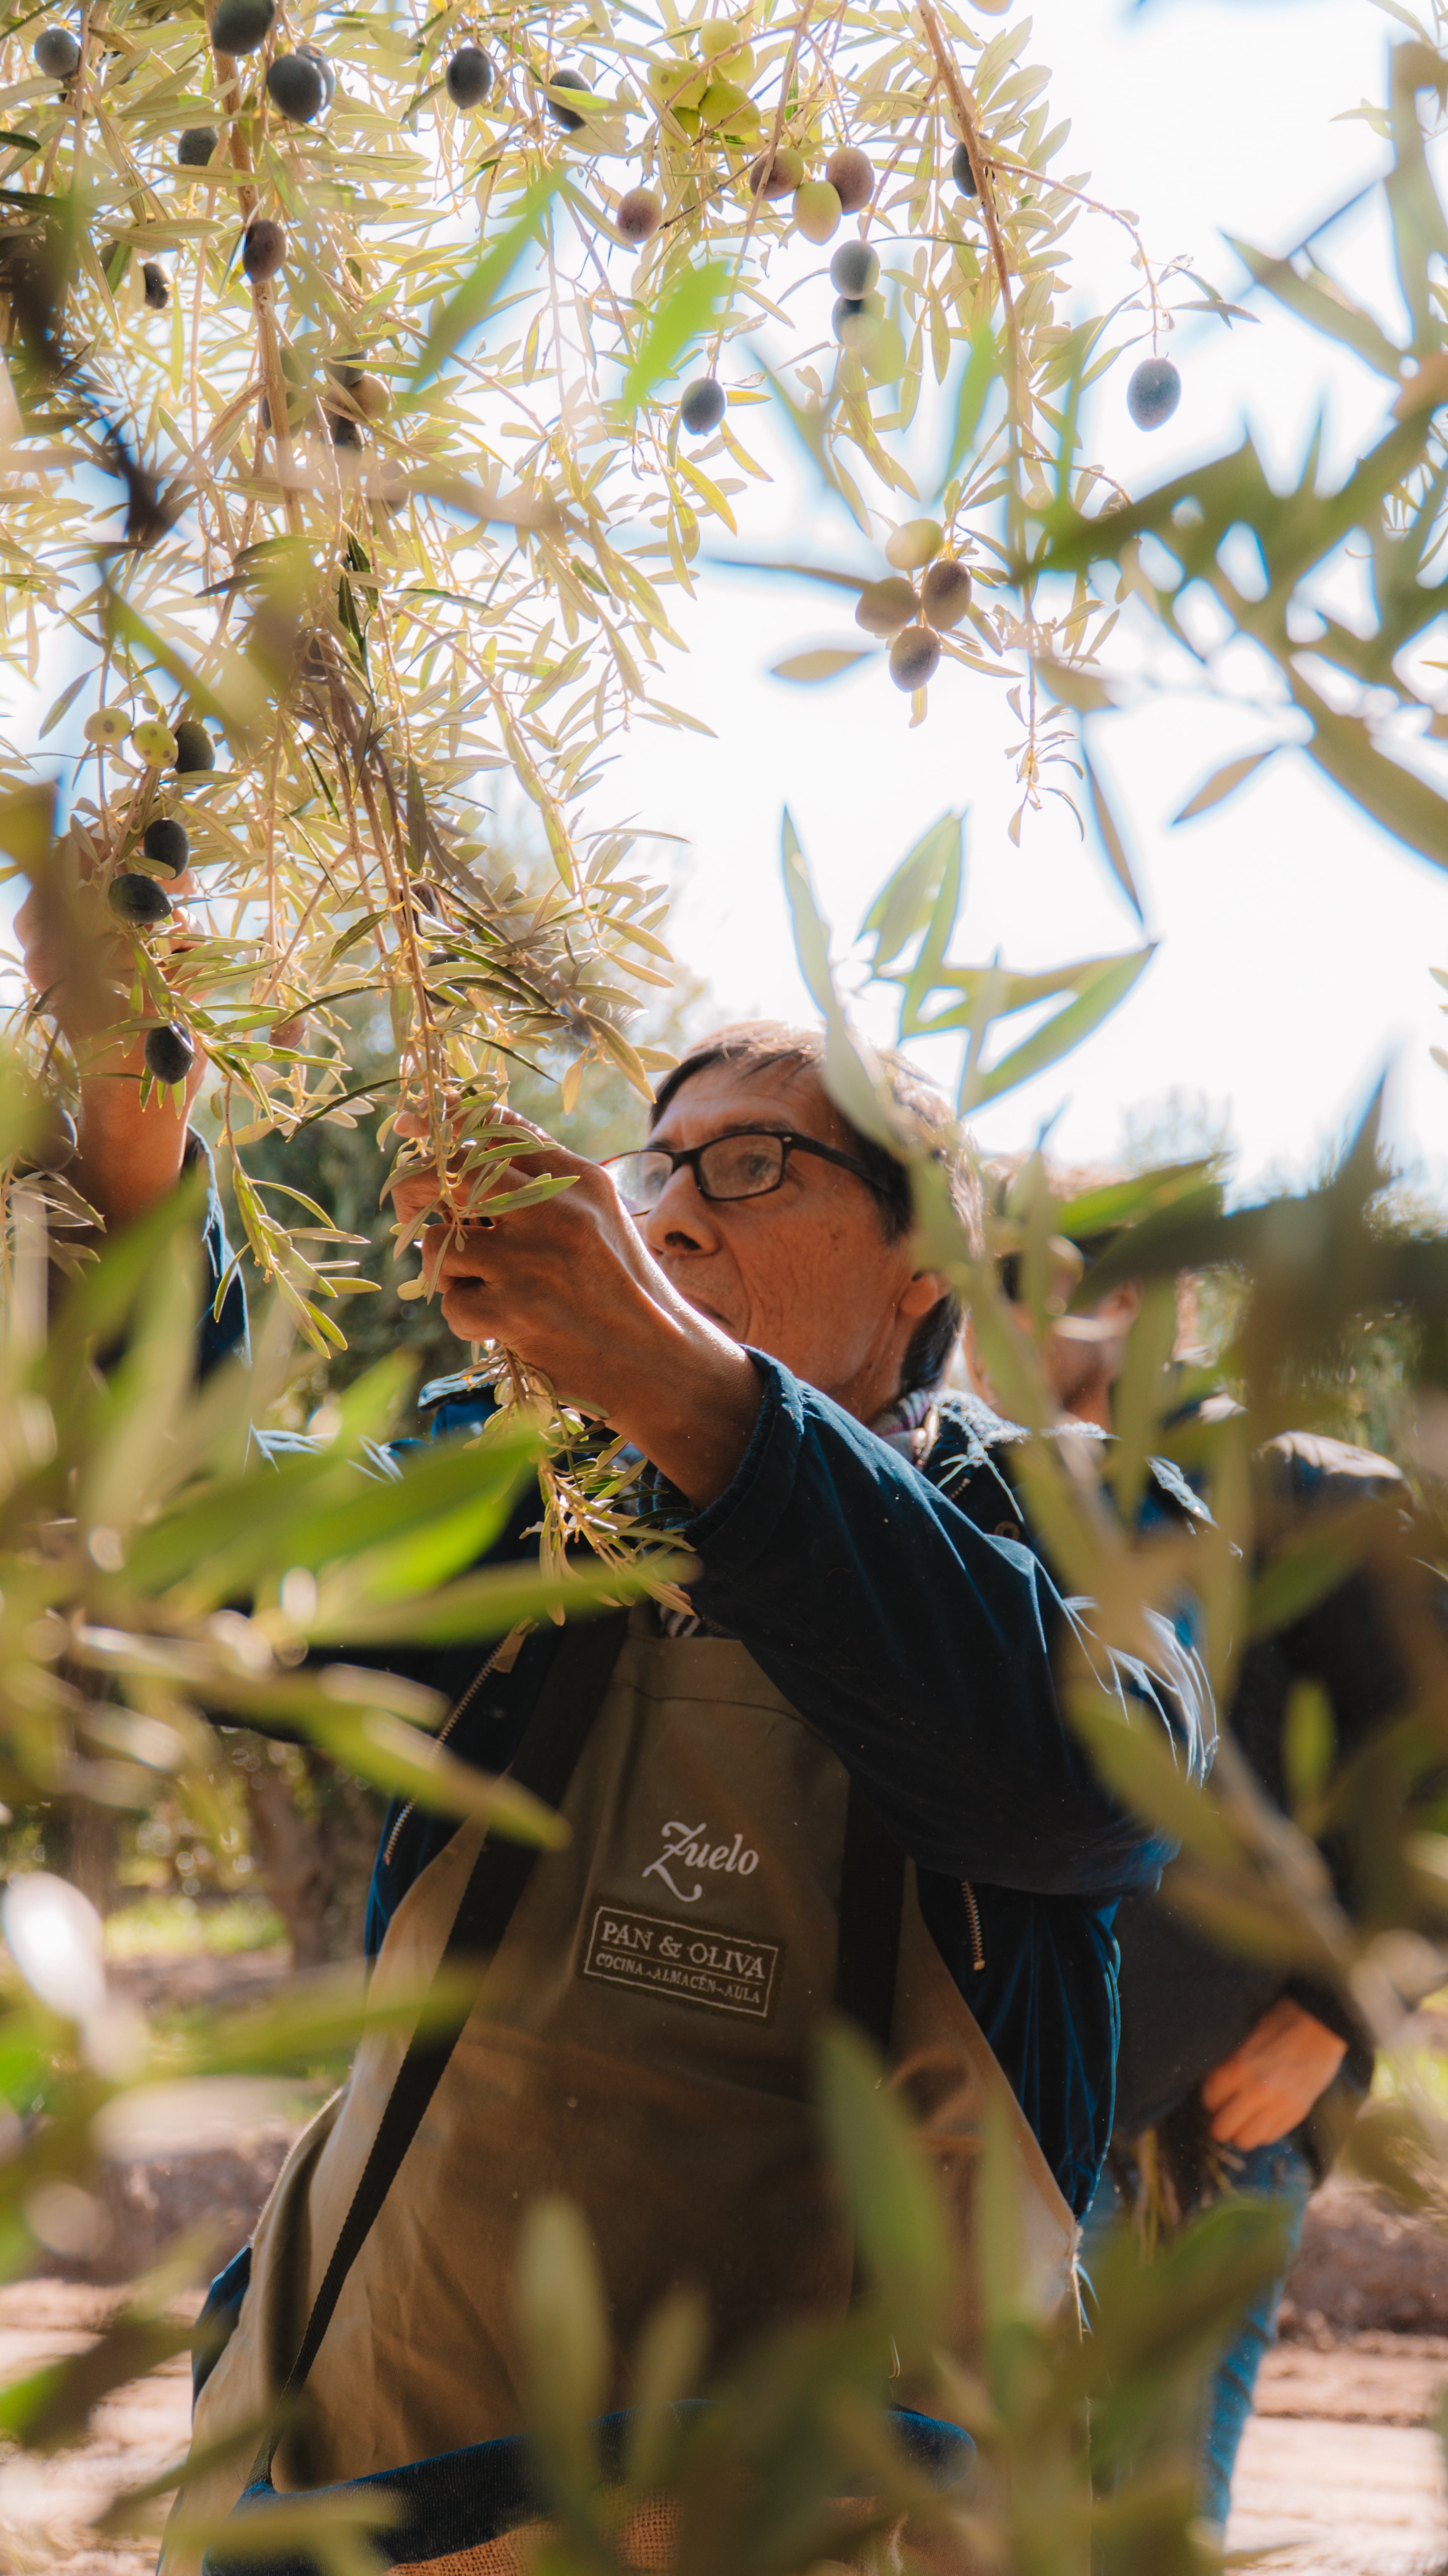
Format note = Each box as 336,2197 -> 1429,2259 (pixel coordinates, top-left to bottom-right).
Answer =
169,1610 -> 1076,2563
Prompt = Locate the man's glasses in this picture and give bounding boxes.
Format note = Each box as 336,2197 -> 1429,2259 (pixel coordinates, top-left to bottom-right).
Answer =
607,1128 -> 882,1214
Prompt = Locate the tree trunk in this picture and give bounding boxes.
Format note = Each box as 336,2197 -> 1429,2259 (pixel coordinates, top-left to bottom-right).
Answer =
238,1740 -> 382,1967
58,1801 -> 119,1919
243,1755 -> 331,1969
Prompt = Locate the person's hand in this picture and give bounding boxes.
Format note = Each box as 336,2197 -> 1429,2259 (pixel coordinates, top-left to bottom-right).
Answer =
17,865 -> 205,1226
389,1107 -> 761,1506
1200,1997 -> 1349,2149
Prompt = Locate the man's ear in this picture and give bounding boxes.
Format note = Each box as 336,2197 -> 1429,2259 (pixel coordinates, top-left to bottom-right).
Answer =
899,1266 -> 950,1319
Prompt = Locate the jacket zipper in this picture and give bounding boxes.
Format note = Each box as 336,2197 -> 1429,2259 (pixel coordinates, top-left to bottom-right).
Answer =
382,1636 -> 511,1866
960,1880 -> 984,1974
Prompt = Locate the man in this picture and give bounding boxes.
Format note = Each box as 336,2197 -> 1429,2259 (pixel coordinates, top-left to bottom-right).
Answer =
963,1171 -> 1392,2532
22,910 -> 1203,2528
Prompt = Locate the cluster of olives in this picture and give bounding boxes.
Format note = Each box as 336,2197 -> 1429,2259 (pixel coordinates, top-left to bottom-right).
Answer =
104,865 -> 196,1082
168,0 -> 332,293
852,520 -> 972,692
102,807 -> 207,1086
647,21 -> 760,146
747,141 -> 873,245
84,709 -> 216,771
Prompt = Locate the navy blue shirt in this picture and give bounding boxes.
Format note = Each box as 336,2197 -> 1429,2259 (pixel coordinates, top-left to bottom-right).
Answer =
195,1162 -> 1206,2220
364,1370 -> 1207,2221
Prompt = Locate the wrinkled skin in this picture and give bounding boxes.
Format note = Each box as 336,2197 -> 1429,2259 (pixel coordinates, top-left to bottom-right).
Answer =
391,1058 -> 947,1507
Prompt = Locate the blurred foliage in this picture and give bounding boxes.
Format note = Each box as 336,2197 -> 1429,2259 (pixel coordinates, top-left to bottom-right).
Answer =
0,0 -> 1198,1357
212,833 -> 707,1412
1022,2 -> 1448,906
5,10 -> 1448,2576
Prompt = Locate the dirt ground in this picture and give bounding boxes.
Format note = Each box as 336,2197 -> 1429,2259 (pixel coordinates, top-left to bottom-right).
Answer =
0,2292 -> 1443,2574
3,1946 -> 1447,2572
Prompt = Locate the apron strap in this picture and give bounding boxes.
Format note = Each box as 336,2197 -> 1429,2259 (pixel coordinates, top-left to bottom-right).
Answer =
834,1778 -> 905,2049
253,1608 -> 631,2483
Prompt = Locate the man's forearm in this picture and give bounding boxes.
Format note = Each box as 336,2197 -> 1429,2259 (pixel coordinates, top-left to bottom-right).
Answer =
603,1312 -> 764,1510
74,1070 -> 192,1228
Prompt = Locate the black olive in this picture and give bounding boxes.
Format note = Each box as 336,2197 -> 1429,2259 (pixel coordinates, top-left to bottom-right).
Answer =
446,45 -> 493,107
174,719 -> 215,772
679,377 -> 725,435
920,558 -> 972,631
266,50 -> 326,122
178,126 -> 218,167
950,139 -> 977,197
33,26 -> 79,77
546,67 -> 589,130
1127,356 -> 1182,430
211,0 -> 273,55
242,219 -> 286,282
141,817 -> 190,875
108,872 -> 173,927
829,240 -> 878,298
889,624 -> 940,690
144,1023 -> 195,1084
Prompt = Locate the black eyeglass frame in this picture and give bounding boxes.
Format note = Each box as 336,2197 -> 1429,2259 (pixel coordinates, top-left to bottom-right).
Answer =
606,1127 -> 886,1210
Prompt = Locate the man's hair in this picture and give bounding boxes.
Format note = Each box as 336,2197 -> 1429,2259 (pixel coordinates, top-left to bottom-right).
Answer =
651,1020 -> 979,1397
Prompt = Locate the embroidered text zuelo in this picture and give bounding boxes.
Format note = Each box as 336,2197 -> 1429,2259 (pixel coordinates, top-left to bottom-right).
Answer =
642,1820 -> 760,1904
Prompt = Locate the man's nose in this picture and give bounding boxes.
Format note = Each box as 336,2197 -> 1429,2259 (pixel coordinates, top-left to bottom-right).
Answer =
639,1164 -> 719,1253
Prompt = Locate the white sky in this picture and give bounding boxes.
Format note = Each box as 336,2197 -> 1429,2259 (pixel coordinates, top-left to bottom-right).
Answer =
604,0 -> 1448,1199
6,0 -> 1443,1201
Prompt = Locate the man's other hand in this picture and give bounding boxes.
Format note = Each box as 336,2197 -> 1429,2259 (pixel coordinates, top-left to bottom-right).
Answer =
1200,1996 -> 1349,2149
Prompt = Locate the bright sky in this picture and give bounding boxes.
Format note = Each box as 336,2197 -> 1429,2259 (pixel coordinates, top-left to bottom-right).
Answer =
605,0 -> 1448,1200
6,0 -> 1443,1201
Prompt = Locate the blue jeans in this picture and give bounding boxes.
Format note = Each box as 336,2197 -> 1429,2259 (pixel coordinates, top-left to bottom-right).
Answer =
1080,2138 -> 1314,2530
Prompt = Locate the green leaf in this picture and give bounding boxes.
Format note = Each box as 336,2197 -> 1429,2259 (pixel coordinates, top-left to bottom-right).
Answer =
0,2317 -> 193,2454
37,667 -> 92,740
859,811 -> 962,970
1033,654 -> 1116,714
306,1551 -> 685,1647
780,813 -> 900,1149
1292,662 -> 1448,871
781,808 -> 833,1019
816,2021 -> 950,2354
517,2198 -> 608,2505
771,646 -> 876,683
969,945 -> 1155,1109
1172,744 -> 1280,823
100,590 -> 257,740
614,255 -> 731,419
1226,234 -> 1404,377
935,319 -> 999,493
406,171 -> 560,392
1247,1531 -> 1355,1641
303,1702 -> 568,1844
1282,1677 -> 1336,1817
1082,746 -> 1145,922
1069,1693 -> 1244,1873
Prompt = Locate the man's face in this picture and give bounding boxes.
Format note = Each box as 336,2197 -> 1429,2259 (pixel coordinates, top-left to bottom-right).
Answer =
637,1060 -> 945,1418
